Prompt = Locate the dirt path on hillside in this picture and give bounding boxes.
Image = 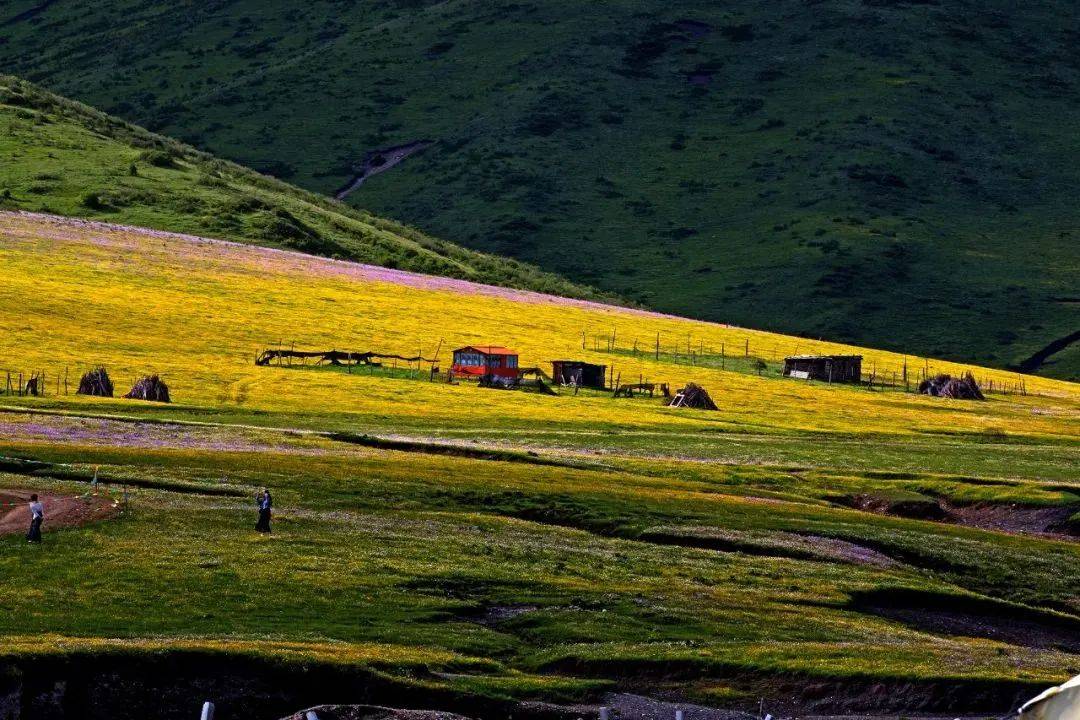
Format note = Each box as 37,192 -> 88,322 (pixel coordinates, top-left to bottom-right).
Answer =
0,489 -> 117,537
334,140 -> 434,199
1017,329 -> 1080,373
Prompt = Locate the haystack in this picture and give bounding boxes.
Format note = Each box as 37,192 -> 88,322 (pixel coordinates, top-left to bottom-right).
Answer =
918,372 -> 985,401
124,375 -> 171,403
667,383 -> 718,410
77,367 -> 113,397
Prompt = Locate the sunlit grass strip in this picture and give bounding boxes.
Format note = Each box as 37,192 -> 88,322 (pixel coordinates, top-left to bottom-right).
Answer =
0,634 -> 491,669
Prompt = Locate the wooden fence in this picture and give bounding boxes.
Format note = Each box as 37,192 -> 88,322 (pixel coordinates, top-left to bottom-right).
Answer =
0,367 -> 70,397
581,329 -> 1033,397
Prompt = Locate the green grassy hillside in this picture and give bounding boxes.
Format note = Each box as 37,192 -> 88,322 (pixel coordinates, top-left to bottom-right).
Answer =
0,75 -> 609,301
1,1 -> 1076,377
0,210 -> 1077,716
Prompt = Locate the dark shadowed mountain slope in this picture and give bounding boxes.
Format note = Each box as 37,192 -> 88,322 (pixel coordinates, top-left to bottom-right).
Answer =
1,0 -> 1077,377
0,75 -> 610,300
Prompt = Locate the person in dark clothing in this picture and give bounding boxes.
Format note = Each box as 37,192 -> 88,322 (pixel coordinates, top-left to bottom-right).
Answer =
26,493 -> 43,543
255,487 -> 272,533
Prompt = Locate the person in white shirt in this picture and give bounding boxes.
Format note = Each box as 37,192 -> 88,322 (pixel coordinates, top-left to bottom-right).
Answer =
26,494 -> 43,543
255,488 -> 272,533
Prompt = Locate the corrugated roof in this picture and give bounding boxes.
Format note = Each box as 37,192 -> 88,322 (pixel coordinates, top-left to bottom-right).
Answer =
549,360 -> 606,366
453,345 -> 517,355
784,354 -> 862,360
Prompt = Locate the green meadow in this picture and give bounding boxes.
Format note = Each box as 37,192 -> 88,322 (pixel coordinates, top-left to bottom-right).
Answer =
0,397 -> 1078,716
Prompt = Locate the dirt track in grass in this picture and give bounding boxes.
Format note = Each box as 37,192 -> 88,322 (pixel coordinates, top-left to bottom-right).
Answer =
0,489 -> 117,537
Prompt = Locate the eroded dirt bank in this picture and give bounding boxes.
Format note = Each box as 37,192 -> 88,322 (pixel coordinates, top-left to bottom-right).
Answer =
0,652 -> 1046,720
0,489 -> 116,537
837,493 -> 1079,540
0,653 -> 492,720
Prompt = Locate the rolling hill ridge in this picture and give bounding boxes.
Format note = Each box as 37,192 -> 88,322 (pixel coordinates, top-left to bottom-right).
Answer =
0,75 -> 609,302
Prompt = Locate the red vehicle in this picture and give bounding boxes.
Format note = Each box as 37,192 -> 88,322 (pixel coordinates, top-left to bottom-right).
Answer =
450,346 -> 520,382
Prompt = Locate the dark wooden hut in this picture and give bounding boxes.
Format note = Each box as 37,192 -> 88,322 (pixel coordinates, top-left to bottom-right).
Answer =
783,355 -> 862,383
550,360 -> 607,389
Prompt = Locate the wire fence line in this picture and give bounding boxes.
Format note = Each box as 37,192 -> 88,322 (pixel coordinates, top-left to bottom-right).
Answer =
0,365 -> 156,399
1,329 -> 1035,402
0,367 -> 66,397
581,331 -> 1032,397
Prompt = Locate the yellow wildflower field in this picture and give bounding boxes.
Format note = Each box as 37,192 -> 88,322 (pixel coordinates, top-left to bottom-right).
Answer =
0,212 -> 1076,438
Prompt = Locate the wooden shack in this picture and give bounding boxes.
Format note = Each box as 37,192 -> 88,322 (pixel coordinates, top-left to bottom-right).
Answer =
783,355 -> 862,383
551,360 -> 607,389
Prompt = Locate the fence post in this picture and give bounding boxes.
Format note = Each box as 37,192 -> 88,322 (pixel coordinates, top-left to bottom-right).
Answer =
200,701 -> 215,720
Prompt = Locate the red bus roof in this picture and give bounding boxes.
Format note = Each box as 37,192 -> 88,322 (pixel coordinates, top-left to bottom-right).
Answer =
452,345 -> 517,356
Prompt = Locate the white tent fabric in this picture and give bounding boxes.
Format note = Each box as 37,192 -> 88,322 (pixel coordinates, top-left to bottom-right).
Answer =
1021,674 -> 1080,719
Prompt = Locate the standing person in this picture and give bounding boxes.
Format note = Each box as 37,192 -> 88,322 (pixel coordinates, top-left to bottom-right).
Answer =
26,493 -> 43,543
255,487 -> 272,533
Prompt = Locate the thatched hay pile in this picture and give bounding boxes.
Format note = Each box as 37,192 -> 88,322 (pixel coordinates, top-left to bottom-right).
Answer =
667,383 -> 718,410
124,375 -> 171,403
77,367 -> 113,397
918,372 -> 985,401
